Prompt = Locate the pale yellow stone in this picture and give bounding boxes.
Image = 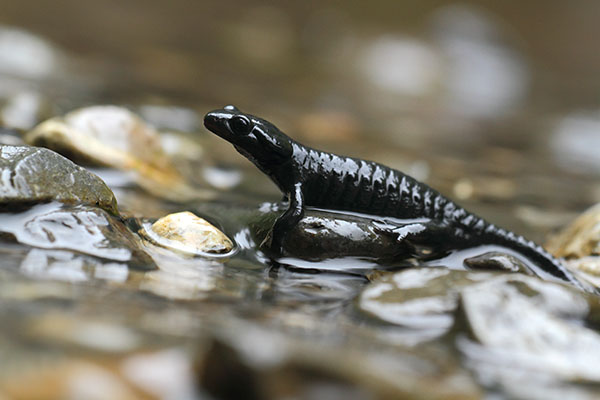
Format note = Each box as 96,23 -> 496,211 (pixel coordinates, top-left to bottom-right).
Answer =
546,203 -> 600,282
546,203 -> 600,259
148,211 -> 233,255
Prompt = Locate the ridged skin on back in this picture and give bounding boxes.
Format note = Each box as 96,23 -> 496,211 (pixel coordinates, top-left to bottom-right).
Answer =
292,143 -> 456,219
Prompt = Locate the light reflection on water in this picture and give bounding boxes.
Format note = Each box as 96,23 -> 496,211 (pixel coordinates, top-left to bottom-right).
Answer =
1,202 -> 131,261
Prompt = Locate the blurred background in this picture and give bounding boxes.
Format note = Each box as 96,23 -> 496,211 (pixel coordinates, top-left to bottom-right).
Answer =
2,0 -> 600,237
3,2 -> 600,399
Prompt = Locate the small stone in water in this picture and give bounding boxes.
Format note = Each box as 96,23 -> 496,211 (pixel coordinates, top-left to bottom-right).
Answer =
464,251 -> 531,274
147,211 -> 233,255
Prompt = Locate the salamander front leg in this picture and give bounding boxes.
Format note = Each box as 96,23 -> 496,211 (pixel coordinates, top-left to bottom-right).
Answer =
261,183 -> 304,254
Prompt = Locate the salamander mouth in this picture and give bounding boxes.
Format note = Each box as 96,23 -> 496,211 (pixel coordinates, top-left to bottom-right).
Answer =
204,110 -> 234,141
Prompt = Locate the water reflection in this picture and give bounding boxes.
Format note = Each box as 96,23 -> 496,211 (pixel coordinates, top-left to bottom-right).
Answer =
2,203 -> 131,261
19,249 -> 130,283
267,265 -> 366,304
21,249 -> 89,282
140,245 -> 221,300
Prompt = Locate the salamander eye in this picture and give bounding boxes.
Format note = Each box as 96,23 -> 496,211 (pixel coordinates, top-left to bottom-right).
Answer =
229,115 -> 251,134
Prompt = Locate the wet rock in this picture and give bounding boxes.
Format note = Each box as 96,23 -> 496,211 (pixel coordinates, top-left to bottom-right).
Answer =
141,211 -> 234,256
457,274 -> 600,397
358,268 -> 594,342
359,268 -> 600,397
1,202 -> 155,271
248,204 -> 409,263
0,145 -> 117,214
464,251 -> 532,274
25,106 -> 207,201
358,268 -> 491,341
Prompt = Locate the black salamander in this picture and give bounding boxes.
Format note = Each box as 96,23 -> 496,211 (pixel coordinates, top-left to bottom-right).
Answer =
204,105 -> 587,290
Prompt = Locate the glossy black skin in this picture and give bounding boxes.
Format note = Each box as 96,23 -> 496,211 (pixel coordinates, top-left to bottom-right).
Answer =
204,105 -> 586,290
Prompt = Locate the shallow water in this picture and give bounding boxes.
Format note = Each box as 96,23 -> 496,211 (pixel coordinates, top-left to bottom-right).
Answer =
2,1 -> 600,399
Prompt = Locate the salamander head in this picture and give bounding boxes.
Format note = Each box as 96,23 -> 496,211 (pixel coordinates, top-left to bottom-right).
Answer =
204,105 -> 293,167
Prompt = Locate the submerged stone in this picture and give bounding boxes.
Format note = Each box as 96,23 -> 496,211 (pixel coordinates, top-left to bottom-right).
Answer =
248,204 -> 416,263
142,211 -> 234,256
0,145 -> 117,214
463,251 -> 532,274
25,106 -> 207,201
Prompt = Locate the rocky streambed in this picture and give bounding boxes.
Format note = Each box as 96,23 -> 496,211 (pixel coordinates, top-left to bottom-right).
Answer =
2,3 -> 600,396
0,104 -> 599,400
